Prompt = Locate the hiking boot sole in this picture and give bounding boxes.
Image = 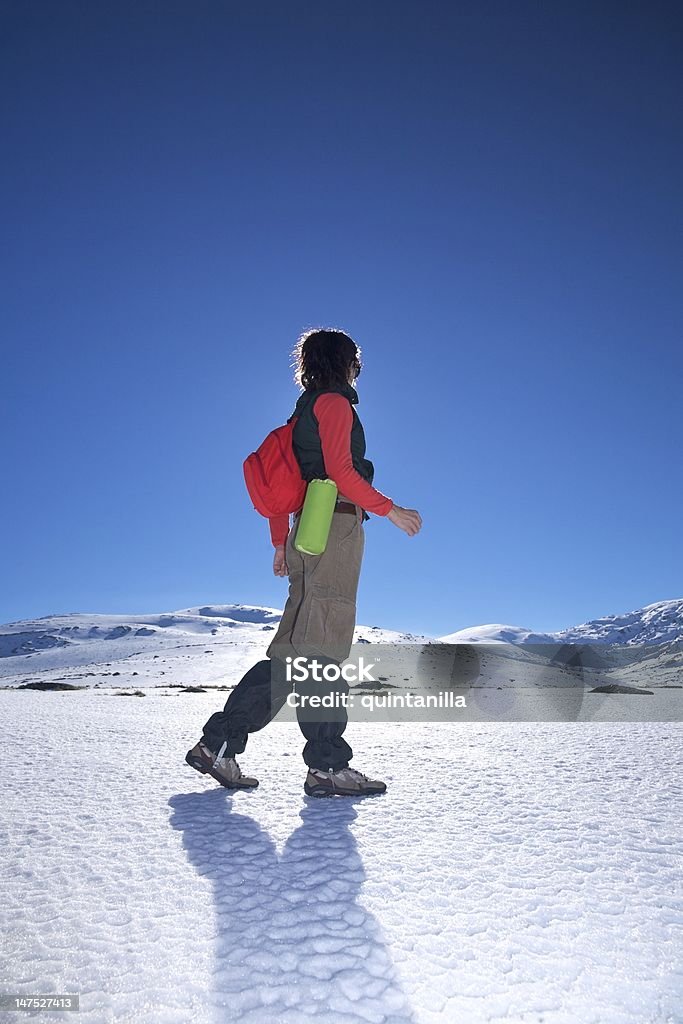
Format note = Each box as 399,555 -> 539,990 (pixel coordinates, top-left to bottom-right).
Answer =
304,780 -> 386,798
185,749 -> 259,790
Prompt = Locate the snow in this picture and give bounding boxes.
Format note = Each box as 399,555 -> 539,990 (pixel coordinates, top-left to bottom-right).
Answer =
1,599 -> 682,1022
1,689 -> 681,1024
438,624 -> 554,645
555,599 -> 683,645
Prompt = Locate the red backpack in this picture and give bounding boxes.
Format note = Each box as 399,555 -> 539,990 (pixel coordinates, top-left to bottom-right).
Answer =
243,417 -> 307,518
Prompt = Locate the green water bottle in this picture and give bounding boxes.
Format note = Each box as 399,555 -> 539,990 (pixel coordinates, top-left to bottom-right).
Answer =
294,478 -> 339,555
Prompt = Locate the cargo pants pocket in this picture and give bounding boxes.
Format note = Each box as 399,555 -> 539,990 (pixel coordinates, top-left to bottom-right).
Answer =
297,589 -> 358,663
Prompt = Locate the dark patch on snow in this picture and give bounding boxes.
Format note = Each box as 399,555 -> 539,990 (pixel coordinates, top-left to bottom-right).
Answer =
550,644 -> 611,670
589,683 -> 654,695
17,680 -> 85,691
0,632 -> 71,658
106,625 -> 132,640
198,605 -> 281,625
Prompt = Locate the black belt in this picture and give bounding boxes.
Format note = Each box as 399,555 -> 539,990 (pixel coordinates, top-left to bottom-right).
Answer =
334,501 -> 358,515
294,500 -> 358,519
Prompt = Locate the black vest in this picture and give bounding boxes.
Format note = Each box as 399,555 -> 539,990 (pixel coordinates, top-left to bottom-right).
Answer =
288,383 -> 375,520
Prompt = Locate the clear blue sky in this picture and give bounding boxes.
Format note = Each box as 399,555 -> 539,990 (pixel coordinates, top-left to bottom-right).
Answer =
2,1 -> 681,637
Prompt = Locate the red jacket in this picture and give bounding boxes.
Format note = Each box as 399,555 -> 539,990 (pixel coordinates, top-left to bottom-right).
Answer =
269,392 -> 393,547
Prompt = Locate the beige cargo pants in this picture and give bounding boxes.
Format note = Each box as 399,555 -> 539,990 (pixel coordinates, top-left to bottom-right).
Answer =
266,504 -> 365,664
201,504 -> 365,771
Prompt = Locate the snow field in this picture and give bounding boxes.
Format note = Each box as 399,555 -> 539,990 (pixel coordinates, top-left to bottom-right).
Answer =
0,690 -> 681,1023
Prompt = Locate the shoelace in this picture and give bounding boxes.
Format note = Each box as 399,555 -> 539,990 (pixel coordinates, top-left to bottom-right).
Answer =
212,742 -> 242,777
325,767 -> 370,782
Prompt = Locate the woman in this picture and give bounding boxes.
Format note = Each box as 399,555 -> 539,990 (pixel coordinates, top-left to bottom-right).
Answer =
186,328 -> 422,796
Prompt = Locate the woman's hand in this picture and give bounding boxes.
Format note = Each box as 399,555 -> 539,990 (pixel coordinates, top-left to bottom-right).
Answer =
273,544 -> 289,577
387,503 -> 423,536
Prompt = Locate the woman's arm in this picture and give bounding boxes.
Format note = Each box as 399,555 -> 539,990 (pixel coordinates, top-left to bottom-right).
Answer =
313,393 -> 394,515
268,513 -> 290,549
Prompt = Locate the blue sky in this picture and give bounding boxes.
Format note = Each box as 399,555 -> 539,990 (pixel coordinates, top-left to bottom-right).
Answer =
2,1 -> 681,637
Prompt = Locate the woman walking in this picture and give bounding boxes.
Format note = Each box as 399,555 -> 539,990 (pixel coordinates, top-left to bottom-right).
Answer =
186,328 -> 422,796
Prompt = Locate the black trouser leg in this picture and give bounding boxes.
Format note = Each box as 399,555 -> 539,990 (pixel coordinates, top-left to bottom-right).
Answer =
200,656 -> 291,757
294,656 -> 353,772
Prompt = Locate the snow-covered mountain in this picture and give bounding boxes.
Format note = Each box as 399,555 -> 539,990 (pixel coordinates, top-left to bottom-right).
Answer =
0,598 -> 681,692
554,598 -> 683,644
438,598 -> 683,646
0,604 -> 431,691
437,623 -> 555,644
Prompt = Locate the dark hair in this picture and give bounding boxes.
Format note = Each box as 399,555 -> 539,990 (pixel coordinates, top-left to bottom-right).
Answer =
290,328 -> 362,392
